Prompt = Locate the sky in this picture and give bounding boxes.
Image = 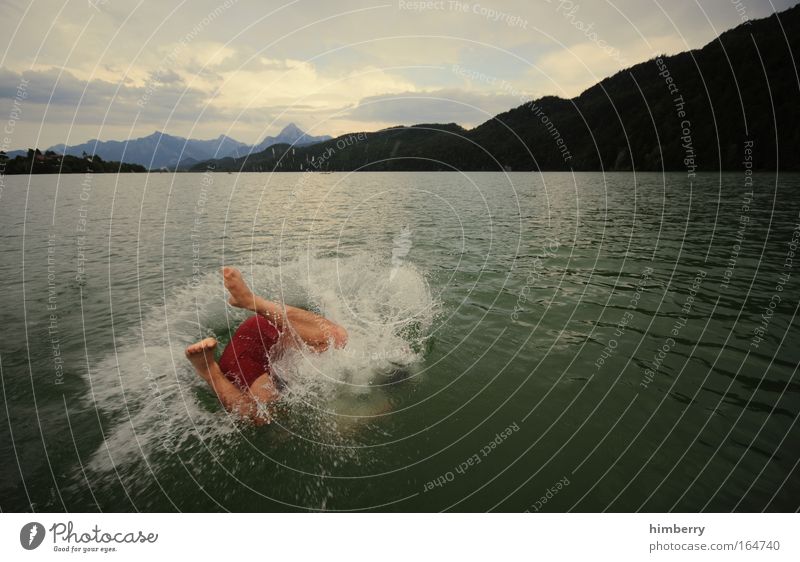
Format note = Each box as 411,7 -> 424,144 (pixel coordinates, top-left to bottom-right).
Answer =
0,0 -> 796,148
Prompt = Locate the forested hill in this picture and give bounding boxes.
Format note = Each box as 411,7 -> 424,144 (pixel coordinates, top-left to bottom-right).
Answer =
0,150 -> 146,174
193,4 -> 800,173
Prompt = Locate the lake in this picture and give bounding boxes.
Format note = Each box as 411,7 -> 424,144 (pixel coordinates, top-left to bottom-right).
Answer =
0,171 -> 798,512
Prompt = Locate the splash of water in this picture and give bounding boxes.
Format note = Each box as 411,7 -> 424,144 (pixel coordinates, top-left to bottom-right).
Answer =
78,254 -> 436,485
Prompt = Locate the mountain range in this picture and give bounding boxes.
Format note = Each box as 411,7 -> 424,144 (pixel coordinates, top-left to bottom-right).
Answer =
193,4 -> 799,173
8,123 -> 331,170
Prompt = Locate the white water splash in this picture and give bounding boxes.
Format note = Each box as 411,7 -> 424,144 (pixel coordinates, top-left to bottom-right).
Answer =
389,225 -> 413,282
79,254 -> 436,478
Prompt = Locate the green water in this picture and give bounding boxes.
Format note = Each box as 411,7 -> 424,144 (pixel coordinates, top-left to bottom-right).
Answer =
0,171 -> 798,512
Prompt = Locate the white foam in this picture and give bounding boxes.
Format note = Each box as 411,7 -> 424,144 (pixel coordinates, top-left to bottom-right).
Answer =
79,254 -> 436,480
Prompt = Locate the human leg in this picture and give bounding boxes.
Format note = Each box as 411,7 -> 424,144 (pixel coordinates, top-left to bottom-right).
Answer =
186,337 -> 277,425
223,266 -> 348,351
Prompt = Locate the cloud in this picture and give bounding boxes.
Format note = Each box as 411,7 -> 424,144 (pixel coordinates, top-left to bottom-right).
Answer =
533,34 -> 689,97
0,0 -> 795,146
151,68 -> 183,85
0,65 -> 230,141
343,88 -> 531,127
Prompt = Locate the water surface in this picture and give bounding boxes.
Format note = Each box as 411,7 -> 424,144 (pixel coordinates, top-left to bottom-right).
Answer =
0,171 -> 798,512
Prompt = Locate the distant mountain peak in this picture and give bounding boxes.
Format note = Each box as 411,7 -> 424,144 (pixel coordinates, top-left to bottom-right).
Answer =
254,123 -> 332,151
40,123 -> 331,170
280,123 -> 303,136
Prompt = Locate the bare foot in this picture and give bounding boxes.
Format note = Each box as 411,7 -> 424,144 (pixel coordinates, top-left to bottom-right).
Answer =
223,267 -> 257,310
185,337 -> 218,383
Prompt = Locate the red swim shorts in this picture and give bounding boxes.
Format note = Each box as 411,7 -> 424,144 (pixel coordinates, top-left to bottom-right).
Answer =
218,315 -> 281,389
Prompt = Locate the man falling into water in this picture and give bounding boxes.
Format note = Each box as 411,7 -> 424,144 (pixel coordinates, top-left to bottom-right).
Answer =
185,267 -> 348,425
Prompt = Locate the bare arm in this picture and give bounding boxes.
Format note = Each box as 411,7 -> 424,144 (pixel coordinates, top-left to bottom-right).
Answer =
206,369 -> 278,426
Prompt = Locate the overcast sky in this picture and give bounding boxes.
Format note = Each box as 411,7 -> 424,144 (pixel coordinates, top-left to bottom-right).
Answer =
0,0 -> 795,148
